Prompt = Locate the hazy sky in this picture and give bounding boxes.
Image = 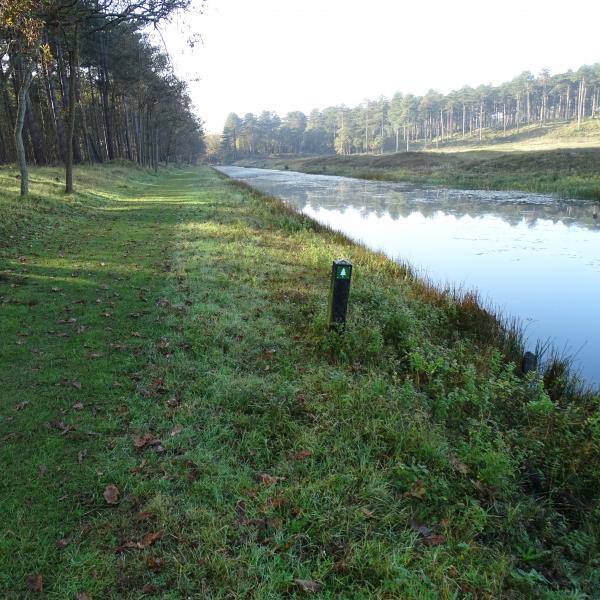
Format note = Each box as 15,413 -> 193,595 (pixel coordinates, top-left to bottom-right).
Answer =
161,0 -> 600,133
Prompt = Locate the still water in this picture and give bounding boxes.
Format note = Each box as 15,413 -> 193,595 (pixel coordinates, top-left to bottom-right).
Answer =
217,166 -> 600,387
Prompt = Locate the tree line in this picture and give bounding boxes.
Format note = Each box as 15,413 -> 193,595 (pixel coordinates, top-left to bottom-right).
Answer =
220,64 -> 600,160
0,0 -> 205,196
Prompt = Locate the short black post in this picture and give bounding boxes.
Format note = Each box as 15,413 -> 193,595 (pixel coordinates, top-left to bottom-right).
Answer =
522,351 -> 538,374
328,259 -> 352,330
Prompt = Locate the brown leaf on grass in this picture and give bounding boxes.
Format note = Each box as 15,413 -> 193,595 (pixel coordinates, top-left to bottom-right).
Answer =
72,379 -> 82,390
289,450 -> 311,461
264,497 -> 286,510
38,464 -> 48,477
110,342 -> 127,351
101,312 -> 112,318
404,480 -> 426,499
103,484 -> 120,505
360,507 -> 374,518
136,511 -> 153,522
133,433 -> 160,450
73,402 -> 84,411
410,520 -> 446,546
449,454 -> 469,475
75,593 -> 92,600
78,450 -> 87,464
131,331 -> 142,338
145,556 -> 163,572
170,424 -> 182,437
26,574 -> 43,592
141,584 -> 157,593
421,534 -> 446,546
140,530 -> 164,548
294,579 -> 321,593
56,421 -> 75,435
258,473 -> 284,486
76,325 -> 87,334
85,352 -> 103,360
15,401 -> 29,411
56,537 -> 71,549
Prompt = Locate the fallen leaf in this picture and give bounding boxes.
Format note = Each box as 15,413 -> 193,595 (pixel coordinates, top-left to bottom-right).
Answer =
78,450 -> 87,464
72,380 -> 82,390
73,402 -> 84,411
411,520 -> 446,546
26,574 -> 43,592
422,534 -> 446,546
86,352 -> 103,360
38,464 -> 48,477
56,421 -> 75,435
141,584 -> 157,593
15,401 -> 29,411
76,593 -> 92,600
290,450 -> 311,461
449,454 -> 469,475
103,484 -> 120,505
294,579 -> 321,593
140,530 -> 164,548
170,424 -> 182,437
404,479 -> 426,499
145,556 -> 163,572
265,498 -> 286,510
133,433 -> 160,450
258,473 -> 284,486
56,537 -> 71,549
360,507 -> 374,518
136,511 -> 153,522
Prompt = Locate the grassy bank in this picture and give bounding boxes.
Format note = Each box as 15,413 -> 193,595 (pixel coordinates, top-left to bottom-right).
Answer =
1,164 -> 599,598
235,146 -> 600,201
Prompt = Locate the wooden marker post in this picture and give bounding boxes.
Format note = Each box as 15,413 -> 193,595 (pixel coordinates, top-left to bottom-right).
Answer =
522,351 -> 538,374
328,259 -> 352,330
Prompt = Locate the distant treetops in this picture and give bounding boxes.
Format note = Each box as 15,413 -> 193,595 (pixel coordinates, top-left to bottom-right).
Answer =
221,63 -> 600,159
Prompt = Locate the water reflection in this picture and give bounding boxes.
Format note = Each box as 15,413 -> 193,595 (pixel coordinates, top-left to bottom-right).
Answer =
217,166 -> 600,386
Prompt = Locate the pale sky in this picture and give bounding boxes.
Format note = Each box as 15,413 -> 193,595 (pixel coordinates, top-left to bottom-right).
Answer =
160,0 -> 600,133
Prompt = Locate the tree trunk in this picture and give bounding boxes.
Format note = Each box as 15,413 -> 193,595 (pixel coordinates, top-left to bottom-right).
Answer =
65,28 -> 79,194
15,68 -> 33,197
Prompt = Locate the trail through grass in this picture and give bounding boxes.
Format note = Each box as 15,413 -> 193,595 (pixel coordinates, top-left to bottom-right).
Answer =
1,165 -> 599,598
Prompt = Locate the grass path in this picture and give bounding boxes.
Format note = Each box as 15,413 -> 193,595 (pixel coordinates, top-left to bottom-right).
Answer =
1,165 -> 599,598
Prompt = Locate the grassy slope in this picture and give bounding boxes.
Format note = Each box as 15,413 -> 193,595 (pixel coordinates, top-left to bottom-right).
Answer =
235,121 -> 600,200
1,164 -> 599,599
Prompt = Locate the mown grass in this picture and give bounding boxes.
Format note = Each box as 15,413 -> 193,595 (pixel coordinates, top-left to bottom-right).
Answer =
1,164 -> 599,598
236,145 -> 600,201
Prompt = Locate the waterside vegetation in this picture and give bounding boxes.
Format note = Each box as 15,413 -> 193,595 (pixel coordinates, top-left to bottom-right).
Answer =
1,163 -> 599,597
236,146 -> 600,201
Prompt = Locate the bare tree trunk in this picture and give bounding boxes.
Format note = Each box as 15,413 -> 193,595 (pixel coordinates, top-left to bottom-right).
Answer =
65,27 -> 79,194
15,69 -> 33,196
